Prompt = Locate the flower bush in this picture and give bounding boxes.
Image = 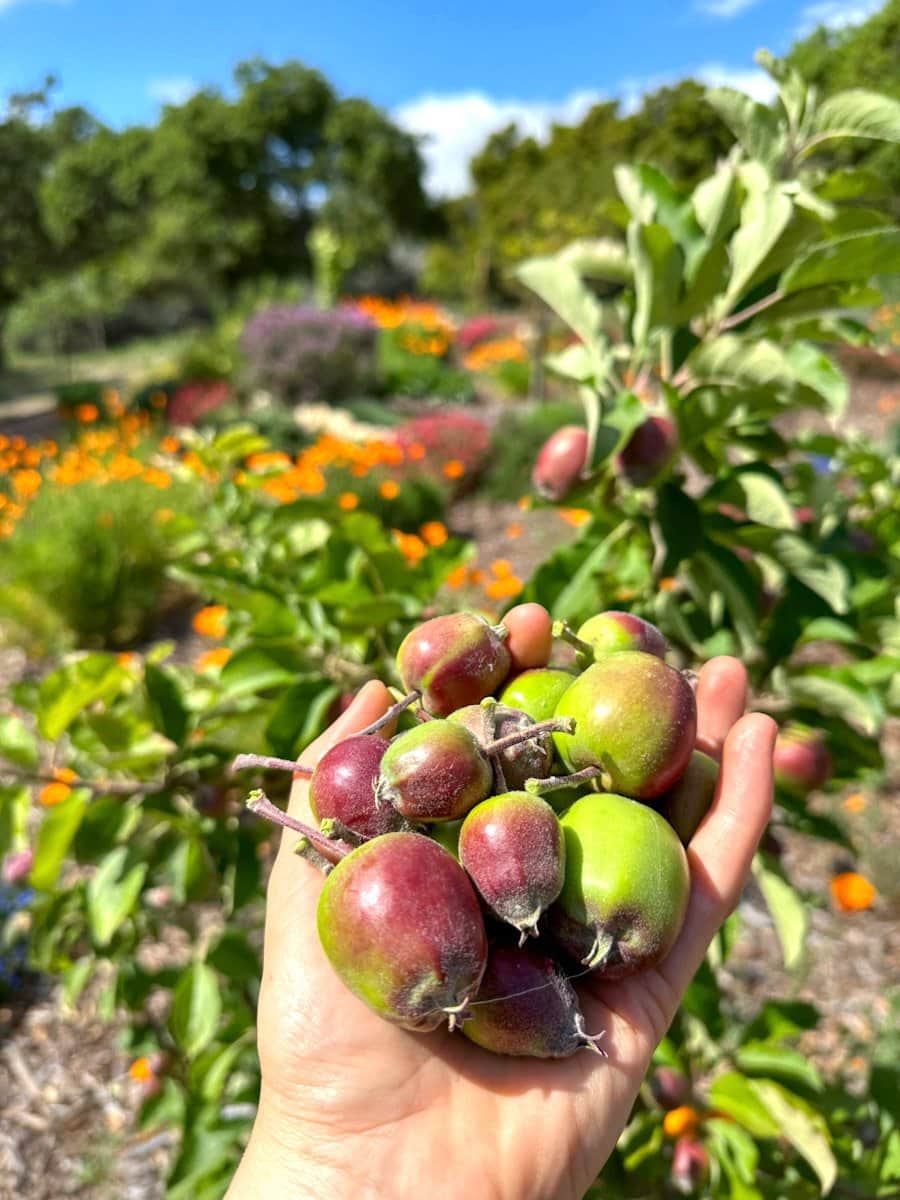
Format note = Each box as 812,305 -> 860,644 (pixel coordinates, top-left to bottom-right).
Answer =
392,410 -> 492,494
240,305 -> 378,404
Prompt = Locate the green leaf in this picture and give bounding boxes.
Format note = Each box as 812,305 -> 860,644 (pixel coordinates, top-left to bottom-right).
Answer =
750,1080 -> 837,1193
38,655 -> 127,740
718,471 -> 797,530
169,963 -> 221,1059
168,839 -> 213,904
87,846 -> 148,947
782,228 -> 900,295
218,648 -> 298,696
784,343 -> 848,415
265,677 -> 341,759
768,533 -> 851,612
752,856 -> 808,969
0,715 -> 38,769
31,790 -> 90,890
808,89 -> 900,152
785,673 -> 881,737
516,256 -> 603,349
543,343 -> 598,385
144,664 -> 189,745
735,1044 -> 823,1093
724,188 -> 793,311
628,222 -> 682,350
558,237 -> 632,283
206,928 -> 260,981
209,425 -> 270,462
0,784 -> 29,857
655,485 -> 705,573
708,1072 -> 782,1137
705,88 -> 784,165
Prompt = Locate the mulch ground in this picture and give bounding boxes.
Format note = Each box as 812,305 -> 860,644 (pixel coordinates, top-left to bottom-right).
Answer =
1,356 -> 899,1198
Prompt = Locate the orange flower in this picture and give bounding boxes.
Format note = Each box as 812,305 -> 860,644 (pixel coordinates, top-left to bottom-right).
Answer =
469,568 -> 485,586
39,780 -> 73,807
505,522 -> 524,539
843,793 -> 868,815
663,1107 -> 701,1140
485,575 -> 524,600
247,451 -> 292,471
659,577 -> 679,593
12,469 -> 41,499
446,564 -> 469,589
393,531 -> 428,564
150,390 -> 168,409
443,459 -> 466,480
830,872 -> 876,912
161,435 -> 181,455
117,652 -> 137,668
406,442 -> 427,461
490,559 -> 514,578
75,403 -> 99,423
421,521 -> 448,547
338,492 -> 359,511
196,646 -> 232,672
379,480 -> 400,500
192,605 -> 227,639
128,1057 -> 154,1084
155,508 -> 175,524
143,467 -> 172,489
559,508 -> 591,528
54,767 -> 78,784
463,336 -> 528,372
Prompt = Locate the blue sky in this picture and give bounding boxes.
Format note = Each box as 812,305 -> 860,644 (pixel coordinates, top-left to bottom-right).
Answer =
0,0 -> 883,193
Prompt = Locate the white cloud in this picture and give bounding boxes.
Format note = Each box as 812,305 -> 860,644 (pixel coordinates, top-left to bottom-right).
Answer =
148,77 -> 199,107
797,1 -> 881,34
696,0 -> 762,18
0,0 -> 70,13
394,89 -> 604,197
396,63 -> 779,199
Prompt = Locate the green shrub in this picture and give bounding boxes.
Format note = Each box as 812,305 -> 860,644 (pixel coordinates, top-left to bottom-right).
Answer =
0,472 -> 201,650
481,400 -> 583,500
377,327 -> 475,401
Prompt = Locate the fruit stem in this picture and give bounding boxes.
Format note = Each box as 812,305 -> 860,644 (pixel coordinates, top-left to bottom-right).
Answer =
526,766 -> 602,795
575,1015 -> 608,1058
552,620 -> 595,664
245,790 -> 349,863
319,817 -> 367,847
355,690 -> 422,736
484,717 -> 575,758
232,753 -> 312,776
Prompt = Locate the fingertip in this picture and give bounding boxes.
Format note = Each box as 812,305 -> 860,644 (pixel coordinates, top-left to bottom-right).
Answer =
504,602 -> 553,671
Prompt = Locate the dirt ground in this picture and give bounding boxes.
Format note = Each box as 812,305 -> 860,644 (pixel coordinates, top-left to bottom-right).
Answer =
1,354 -> 898,1199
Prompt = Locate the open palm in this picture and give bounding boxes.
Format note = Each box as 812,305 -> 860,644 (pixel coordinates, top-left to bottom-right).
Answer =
229,607 -> 775,1200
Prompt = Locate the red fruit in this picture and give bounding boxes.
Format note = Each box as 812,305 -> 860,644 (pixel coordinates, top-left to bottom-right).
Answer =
462,941 -> 604,1058
671,1139 -> 710,1193
532,425 -> 589,501
378,721 -> 493,822
397,612 -> 511,717
459,791 -> 565,939
651,1066 -> 691,1110
450,703 -> 552,791
576,610 -> 667,660
656,750 -> 718,844
317,833 -> 488,1031
774,724 -> 832,795
618,416 -> 677,485
309,735 -> 402,839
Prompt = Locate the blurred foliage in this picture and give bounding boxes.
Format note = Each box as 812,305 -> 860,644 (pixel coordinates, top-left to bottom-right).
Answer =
482,399 -> 584,500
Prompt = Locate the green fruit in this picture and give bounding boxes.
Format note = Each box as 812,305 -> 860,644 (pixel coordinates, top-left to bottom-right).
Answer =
549,793 -> 690,977
576,611 -> 666,660
500,668 -> 576,724
657,750 -> 718,844
554,652 -> 696,799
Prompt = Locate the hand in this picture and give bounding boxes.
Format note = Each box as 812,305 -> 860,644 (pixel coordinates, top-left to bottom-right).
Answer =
227,604 -> 776,1200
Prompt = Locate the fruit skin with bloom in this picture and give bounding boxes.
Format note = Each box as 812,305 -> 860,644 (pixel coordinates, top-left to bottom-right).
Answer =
378,720 -> 493,822
553,652 -> 697,800
532,426 -> 589,501
449,703 -> 552,791
773,723 -> 832,795
671,1138 -> 710,1193
459,791 -> 565,939
309,735 -> 402,840
617,415 -> 678,485
576,610 -> 667,660
461,941 -> 600,1058
549,792 -> 691,977
397,612 -> 511,717
317,833 -> 487,1031
501,667 -> 578,725
656,750 -> 719,844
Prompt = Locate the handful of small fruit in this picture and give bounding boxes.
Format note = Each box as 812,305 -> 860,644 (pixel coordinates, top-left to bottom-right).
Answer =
237,609 -> 719,1060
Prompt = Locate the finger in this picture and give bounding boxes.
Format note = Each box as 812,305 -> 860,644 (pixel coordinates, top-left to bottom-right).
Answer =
504,602 -> 553,672
286,679 -> 394,828
657,712 -> 776,998
695,657 -> 747,761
